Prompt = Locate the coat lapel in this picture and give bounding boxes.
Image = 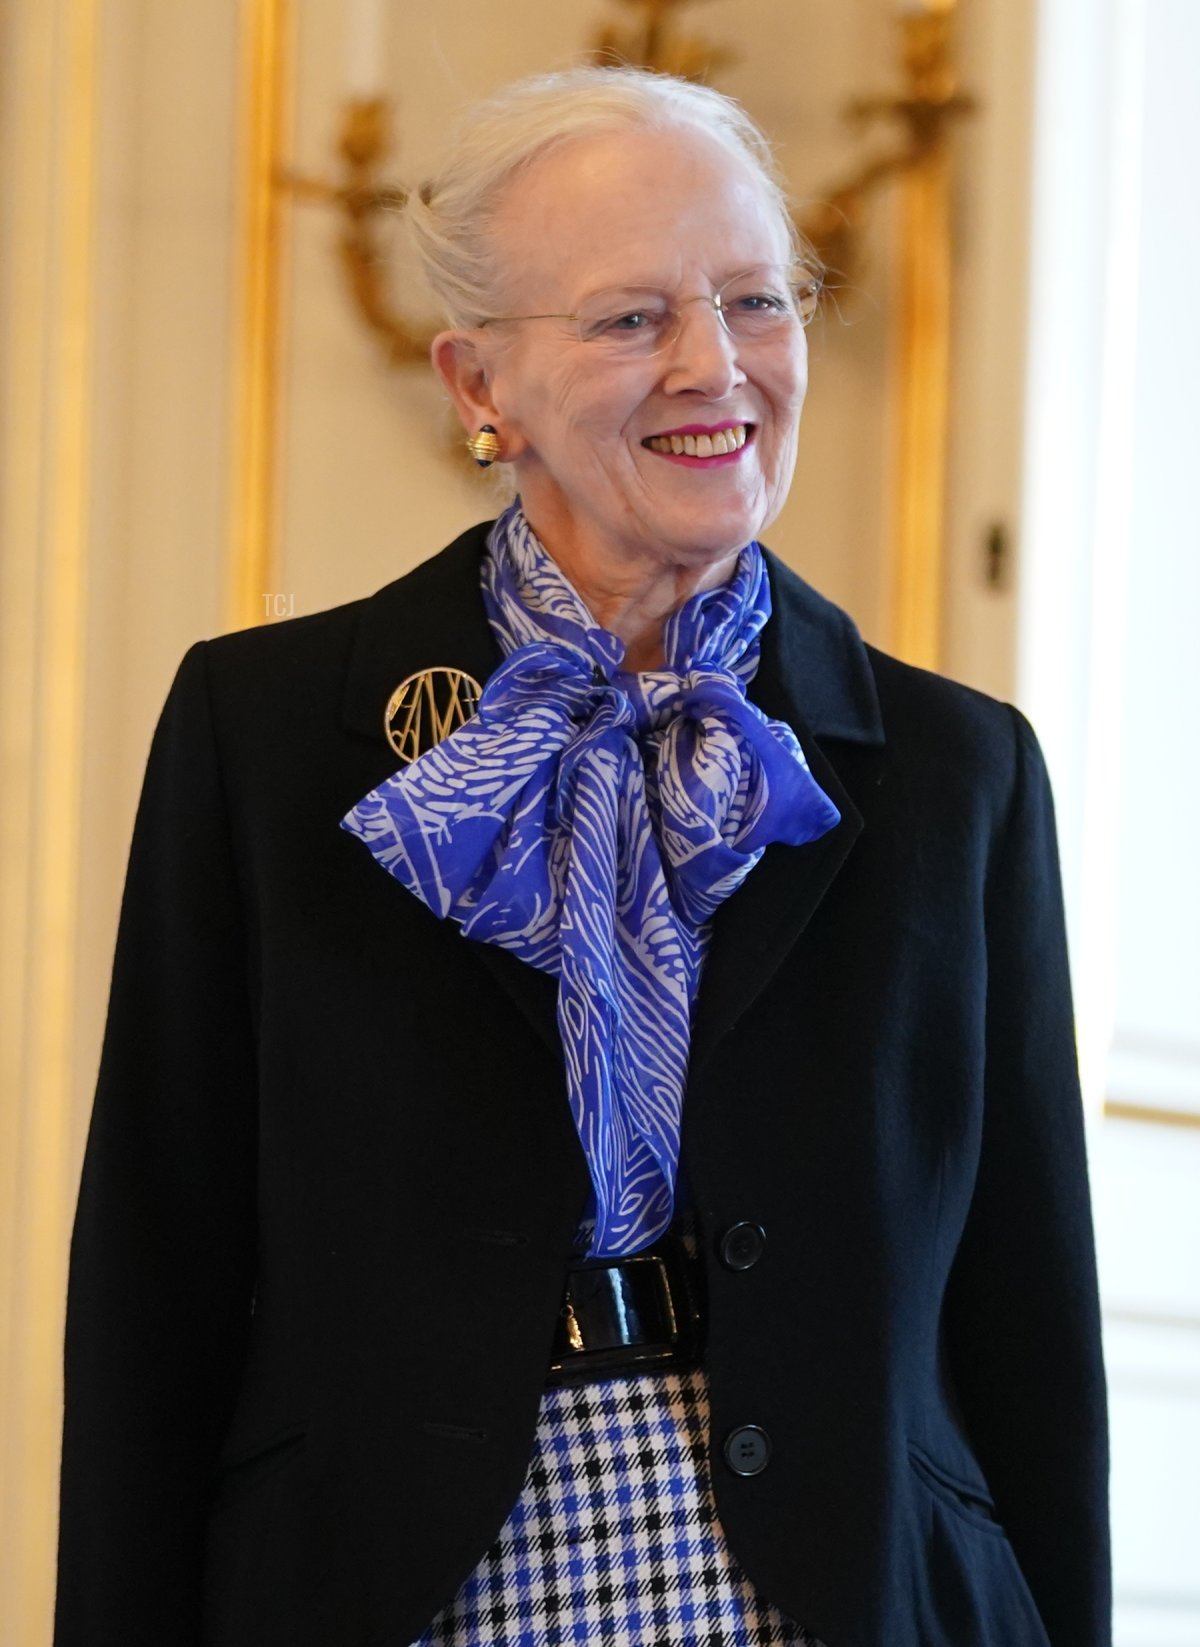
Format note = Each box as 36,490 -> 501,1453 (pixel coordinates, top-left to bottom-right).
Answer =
688,557 -> 884,1076
340,523 -> 504,746
340,523 -> 563,1062
339,520 -> 886,1076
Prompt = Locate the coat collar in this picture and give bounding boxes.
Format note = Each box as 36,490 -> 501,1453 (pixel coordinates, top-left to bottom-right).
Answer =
339,519 -> 885,1078
340,519 -> 883,750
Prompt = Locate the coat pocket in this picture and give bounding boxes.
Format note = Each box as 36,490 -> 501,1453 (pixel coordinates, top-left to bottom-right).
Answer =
906,1440 -> 1004,1535
903,1439 -> 1053,1647
208,1421 -> 308,1518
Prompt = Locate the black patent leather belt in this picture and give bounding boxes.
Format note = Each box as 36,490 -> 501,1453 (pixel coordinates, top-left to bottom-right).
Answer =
546,1232 -> 704,1388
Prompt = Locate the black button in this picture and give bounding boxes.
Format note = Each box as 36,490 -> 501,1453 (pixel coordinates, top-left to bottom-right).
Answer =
719,1221 -> 766,1271
724,1424 -> 771,1476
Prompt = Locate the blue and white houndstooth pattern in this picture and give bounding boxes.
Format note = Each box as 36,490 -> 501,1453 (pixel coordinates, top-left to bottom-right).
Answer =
340,502 -> 839,1255
409,1360 -> 827,1647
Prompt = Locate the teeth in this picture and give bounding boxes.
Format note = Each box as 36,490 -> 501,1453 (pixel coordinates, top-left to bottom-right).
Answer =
645,423 -> 750,456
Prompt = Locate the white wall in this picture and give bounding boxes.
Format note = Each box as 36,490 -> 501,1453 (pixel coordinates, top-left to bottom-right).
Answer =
1020,0 -> 1200,1638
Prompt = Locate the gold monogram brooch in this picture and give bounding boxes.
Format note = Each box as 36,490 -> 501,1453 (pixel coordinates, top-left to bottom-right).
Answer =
384,666 -> 483,764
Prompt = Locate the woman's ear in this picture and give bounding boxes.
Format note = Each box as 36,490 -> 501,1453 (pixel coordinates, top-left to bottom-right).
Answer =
430,330 -> 493,427
431,331 -> 526,461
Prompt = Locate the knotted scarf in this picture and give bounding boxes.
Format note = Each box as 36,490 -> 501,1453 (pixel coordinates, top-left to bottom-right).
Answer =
340,502 -> 841,1255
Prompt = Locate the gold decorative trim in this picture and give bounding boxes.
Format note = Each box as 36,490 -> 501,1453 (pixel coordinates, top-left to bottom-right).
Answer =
891,137 -> 951,670
590,0 -> 735,82
227,0 -> 292,630
885,5 -> 967,672
1103,1099 -> 1200,1132
1104,1307 -> 1200,1334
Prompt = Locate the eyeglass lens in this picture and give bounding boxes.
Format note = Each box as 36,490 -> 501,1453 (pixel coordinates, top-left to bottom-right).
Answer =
574,266 -> 820,353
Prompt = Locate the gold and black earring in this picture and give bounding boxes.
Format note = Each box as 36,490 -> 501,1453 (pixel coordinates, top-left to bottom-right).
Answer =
466,424 -> 501,468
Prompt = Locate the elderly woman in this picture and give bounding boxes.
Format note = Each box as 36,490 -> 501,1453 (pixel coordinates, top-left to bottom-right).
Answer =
54,65 -> 1109,1647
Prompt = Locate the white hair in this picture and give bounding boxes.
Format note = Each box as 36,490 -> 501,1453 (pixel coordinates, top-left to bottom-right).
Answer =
406,65 -> 812,328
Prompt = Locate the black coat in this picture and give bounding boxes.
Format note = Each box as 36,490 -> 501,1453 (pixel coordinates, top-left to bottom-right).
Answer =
54,521 -> 1110,1647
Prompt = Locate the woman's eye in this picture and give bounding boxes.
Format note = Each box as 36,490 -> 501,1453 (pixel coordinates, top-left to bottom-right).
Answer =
581,307 -> 664,342
607,310 -> 657,332
733,291 -> 788,313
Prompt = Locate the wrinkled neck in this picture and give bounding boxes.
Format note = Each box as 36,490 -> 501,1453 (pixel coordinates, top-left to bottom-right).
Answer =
526,524 -> 740,675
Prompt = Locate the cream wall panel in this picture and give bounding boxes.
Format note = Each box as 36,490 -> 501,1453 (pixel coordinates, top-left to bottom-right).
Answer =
79,0 -> 240,1141
2,2 -> 241,1641
942,0 -> 1033,699
1,4 -> 99,1641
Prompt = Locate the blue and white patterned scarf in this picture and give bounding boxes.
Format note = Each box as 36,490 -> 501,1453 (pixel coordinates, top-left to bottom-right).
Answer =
340,502 -> 840,1255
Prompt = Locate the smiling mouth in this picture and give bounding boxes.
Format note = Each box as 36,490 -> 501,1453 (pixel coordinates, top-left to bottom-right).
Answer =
642,422 -> 754,457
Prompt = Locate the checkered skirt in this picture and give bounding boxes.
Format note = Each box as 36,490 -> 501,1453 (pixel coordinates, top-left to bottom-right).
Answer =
409,1363 -> 826,1647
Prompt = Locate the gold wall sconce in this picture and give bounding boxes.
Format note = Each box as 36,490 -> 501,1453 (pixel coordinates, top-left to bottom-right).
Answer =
806,2 -> 976,285
279,96 -> 425,367
590,0 -> 736,83
804,0 -> 977,669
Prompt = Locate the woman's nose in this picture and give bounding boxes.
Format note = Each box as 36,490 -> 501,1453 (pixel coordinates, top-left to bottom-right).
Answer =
660,298 -> 745,398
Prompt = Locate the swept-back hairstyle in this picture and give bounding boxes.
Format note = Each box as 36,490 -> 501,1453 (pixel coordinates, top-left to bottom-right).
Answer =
406,65 -> 811,327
